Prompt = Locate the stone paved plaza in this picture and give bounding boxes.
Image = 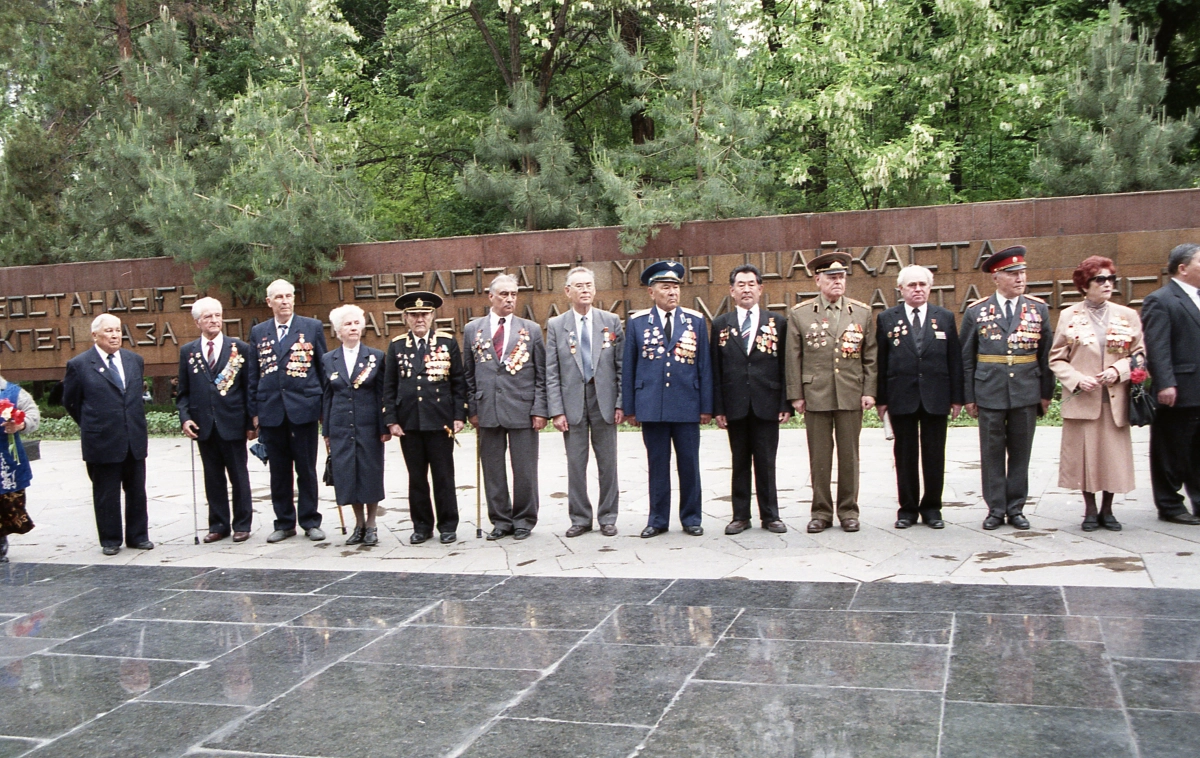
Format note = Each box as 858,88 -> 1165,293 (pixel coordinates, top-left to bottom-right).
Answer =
3,427 -> 1200,757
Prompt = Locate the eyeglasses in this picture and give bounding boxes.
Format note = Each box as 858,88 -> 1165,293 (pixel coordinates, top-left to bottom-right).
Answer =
1088,275 -> 1117,285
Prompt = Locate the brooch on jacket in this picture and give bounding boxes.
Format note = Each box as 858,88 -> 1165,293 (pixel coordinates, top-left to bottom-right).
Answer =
1007,305 -> 1042,352
285,335 -> 314,378
718,327 -> 730,347
425,344 -> 452,382
755,321 -> 778,355
568,332 -> 577,355
887,321 -> 909,347
642,325 -> 665,360
804,319 -> 830,348
601,327 -> 613,349
257,337 -> 279,375
471,329 -> 494,363
503,328 -> 532,374
396,352 -> 415,378
213,344 -> 244,396
840,323 -> 864,358
351,355 -> 377,389
673,317 -> 698,364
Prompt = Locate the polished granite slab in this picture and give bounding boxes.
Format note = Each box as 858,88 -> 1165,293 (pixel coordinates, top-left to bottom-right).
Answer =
1,562 -> 1199,757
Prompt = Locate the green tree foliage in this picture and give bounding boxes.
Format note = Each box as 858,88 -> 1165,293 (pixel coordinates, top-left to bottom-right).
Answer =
1031,3 -> 1198,195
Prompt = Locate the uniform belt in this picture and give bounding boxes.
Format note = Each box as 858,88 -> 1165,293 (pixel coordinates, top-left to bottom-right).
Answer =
977,354 -> 1037,365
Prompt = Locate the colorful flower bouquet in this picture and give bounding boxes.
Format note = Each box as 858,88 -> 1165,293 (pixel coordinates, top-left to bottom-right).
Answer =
0,399 -> 27,458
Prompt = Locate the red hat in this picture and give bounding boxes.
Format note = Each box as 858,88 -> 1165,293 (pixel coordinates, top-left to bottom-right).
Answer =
982,245 -> 1027,273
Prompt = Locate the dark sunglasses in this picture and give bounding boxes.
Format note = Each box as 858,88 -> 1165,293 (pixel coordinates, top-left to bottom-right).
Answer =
1088,275 -> 1117,285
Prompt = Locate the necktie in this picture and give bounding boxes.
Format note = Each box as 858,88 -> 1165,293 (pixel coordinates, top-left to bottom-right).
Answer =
741,310 -> 754,354
1005,300 -> 1014,325
580,315 -> 593,382
416,337 -> 427,364
207,340 -> 216,368
492,317 -> 506,358
664,311 -> 673,343
278,323 -> 288,342
107,353 -> 124,390
912,309 -> 922,350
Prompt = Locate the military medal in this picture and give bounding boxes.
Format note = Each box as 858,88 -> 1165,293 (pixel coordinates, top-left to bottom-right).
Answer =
1106,316 -> 1134,355
213,344 -> 244,395
424,343 -> 452,382
805,320 -> 830,349
888,322 -> 908,347
642,326 -> 664,360
673,316 -> 698,364
568,332 -> 577,355
502,328 -> 532,374
718,327 -> 729,348
351,354 -> 376,388
471,329 -> 493,363
840,324 -> 864,358
601,328 -> 612,349
285,334 -> 314,377
258,337 -> 279,375
755,322 -> 778,355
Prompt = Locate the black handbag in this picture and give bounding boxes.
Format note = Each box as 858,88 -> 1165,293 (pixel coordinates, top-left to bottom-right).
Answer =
1129,382 -> 1157,427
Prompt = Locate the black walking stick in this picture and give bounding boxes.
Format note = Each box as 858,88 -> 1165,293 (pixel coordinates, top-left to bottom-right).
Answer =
190,439 -> 199,545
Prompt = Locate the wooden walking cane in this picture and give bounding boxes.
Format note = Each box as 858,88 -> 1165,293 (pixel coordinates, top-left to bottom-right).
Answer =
475,430 -> 483,539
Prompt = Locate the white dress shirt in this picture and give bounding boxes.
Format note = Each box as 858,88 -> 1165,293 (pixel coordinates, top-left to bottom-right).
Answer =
735,305 -> 760,352
274,316 -> 294,342
906,303 -> 928,328
655,307 -> 676,333
489,311 -> 515,355
202,333 -> 225,368
342,343 -> 360,373
996,294 -> 1019,320
1173,278 -> 1200,313
95,345 -> 126,387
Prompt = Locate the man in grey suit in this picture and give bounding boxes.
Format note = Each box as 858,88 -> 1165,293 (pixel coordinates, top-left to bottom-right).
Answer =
546,267 -> 624,538
464,274 -> 549,540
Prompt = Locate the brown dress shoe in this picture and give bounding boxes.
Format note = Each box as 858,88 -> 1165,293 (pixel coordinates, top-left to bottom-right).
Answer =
600,524 -> 618,536
807,519 -> 831,533
764,520 -> 787,533
841,518 -> 861,532
724,520 -> 750,535
202,532 -> 227,544
232,532 -> 251,543
565,525 -> 592,538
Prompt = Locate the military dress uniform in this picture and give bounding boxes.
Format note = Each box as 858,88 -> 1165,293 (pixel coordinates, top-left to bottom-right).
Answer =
785,253 -> 878,531
960,246 -> 1054,528
621,261 -> 714,535
382,292 -> 468,541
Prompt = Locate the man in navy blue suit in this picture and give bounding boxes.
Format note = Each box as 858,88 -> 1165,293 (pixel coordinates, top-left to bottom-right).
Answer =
249,279 -> 328,543
622,260 -> 713,538
63,313 -> 153,556
178,297 -> 259,543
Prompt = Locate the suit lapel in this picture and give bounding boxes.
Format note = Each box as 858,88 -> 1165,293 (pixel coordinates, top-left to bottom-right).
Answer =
93,351 -> 124,393
729,311 -> 749,356
1170,281 -> 1200,331
273,321 -> 299,358
214,339 -> 233,374
118,350 -> 136,397
566,315 -> 584,376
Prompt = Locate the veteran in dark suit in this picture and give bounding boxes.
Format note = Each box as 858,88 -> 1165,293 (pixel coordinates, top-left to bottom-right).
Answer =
622,261 -> 714,538
785,252 -> 878,533
960,246 -> 1054,531
62,313 -> 153,556
546,267 -> 624,538
463,275 -> 549,541
711,264 -> 791,534
875,266 -> 964,529
177,297 -> 258,543
322,304 -> 390,545
383,292 -> 467,544
1141,242 -> 1200,525
250,279 -> 328,543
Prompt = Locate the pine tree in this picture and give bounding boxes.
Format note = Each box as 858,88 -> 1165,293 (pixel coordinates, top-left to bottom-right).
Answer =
1031,3 -> 1198,195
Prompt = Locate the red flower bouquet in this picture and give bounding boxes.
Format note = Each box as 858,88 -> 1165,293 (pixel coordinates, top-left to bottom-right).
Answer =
1130,367 -> 1148,385
0,399 -> 26,459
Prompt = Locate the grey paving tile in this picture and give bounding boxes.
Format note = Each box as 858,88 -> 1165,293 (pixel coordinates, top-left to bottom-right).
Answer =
508,644 -> 708,726
584,605 -> 739,647
1114,659 -> 1200,712
1102,617 -> 1200,661
317,571 -> 504,599
0,636 -> 63,658
697,638 -> 947,691
728,609 -> 953,645
652,579 -> 855,610
128,590 -> 330,625
350,626 -> 582,670
0,563 -> 82,587
0,737 -> 39,758
1065,587 -> 1200,620
20,701 -> 248,758
480,576 -> 671,605
206,662 -> 537,758
851,583 -> 1066,615
638,681 -> 941,758
460,719 -> 647,758
51,620 -> 271,662
57,564 -> 214,589
142,626 -> 383,706
168,568 -> 352,594
0,654 -> 193,739
940,702 -> 1136,758
413,599 -> 617,631
290,596 -> 437,629
1129,709 -> 1200,758
1,590 -> 180,639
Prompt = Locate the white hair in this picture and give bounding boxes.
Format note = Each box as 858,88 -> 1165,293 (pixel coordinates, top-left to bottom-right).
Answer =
91,313 -> 120,333
329,304 -> 365,334
266,279 -> 295,298
488,274 -> 519,294
565,266 -> 595,286
897,265 -> 934,287
191,297 -> 223,320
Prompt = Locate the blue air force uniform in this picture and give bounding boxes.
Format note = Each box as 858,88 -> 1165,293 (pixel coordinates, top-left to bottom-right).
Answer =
621,262 -> 714,533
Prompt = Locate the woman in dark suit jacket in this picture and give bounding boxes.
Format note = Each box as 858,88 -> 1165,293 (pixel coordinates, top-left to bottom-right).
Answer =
322,305 -> 390,545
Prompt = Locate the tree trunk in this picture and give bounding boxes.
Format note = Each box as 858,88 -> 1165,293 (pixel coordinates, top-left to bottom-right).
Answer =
761,0 -> 781,53
151,375 -> 174,405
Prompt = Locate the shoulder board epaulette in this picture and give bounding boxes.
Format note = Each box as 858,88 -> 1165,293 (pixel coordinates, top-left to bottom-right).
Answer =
846,298 -> 869,309
391,333 -> 406,342
793,298 -> 819,310
679,306 -> 704,319
1023,294 -> 1046,304
433,330 -> 454,340
967,297 -> 988,308
629,308 -> 652,319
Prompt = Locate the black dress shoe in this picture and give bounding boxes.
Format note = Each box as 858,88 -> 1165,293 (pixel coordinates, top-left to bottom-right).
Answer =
926,519 -> 945,529
345,526 -> 366,545
1081,515 -> 1099,532
1099,514 -> 1122,531
565,525 -> 592,538
410,532 -> 430,544
132,541 -> 155,550
102,545 -> 121,556
640,526 -> 666,538
1159,512 -> 1200,525
513,528 -> 532,540
440,532 -> 457,544
1009,514 -> 1031,530
683,525 -> 704,536
894,518 -> 914,529
486,528 -> 510,540
982,515 -> 1004,530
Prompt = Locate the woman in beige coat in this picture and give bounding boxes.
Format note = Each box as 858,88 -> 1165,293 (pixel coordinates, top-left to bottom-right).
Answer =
1050,255 -> 1145,531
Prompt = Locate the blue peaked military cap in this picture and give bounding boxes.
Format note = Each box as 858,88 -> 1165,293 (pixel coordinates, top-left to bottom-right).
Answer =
641,260 -> 686,286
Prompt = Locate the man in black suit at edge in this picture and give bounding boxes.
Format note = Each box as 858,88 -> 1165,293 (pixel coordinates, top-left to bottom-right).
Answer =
711,264 -> 792,534
62,313 -> 153,556
177,296 -> 260,543
1142,242 -> 1200,525
249,279 -> 329,543
875,265 -> 964,529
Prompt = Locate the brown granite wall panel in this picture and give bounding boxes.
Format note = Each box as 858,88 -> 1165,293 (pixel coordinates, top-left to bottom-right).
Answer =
2,189 -> 1199,380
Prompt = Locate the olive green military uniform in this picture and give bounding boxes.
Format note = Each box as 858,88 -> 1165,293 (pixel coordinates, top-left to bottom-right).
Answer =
786,295 -> 879,523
